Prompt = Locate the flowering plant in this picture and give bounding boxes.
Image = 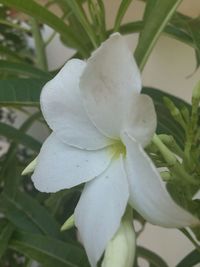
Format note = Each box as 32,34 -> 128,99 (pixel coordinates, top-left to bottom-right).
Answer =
0,1 -> 200,267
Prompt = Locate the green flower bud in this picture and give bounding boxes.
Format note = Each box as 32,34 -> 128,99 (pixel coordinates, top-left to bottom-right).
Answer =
61,214 -> 75,231
22,157 -> 37,176
101,207 -> 136,267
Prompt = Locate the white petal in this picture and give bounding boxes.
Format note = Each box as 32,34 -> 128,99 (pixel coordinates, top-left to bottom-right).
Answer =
123,133 -> 199,228
123,94 -> 157,147
75,157 -> 129,267
80,33 -> 141,139
32,133 -> 113,193
40,59 -> 111,150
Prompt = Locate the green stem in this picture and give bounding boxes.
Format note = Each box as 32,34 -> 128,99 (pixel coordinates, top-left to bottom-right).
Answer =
184,81 -> 200,168
29,18 -> 48,71
152,134 -> 176,166
45,30 -> 57,47
152,134 -> 198,185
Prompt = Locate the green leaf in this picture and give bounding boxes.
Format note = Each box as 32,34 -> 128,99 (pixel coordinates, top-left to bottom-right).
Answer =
0,112 -> 42,185
142,0 -> 158,22
113,0 -> 133,32
63,0 -> 98,48
142,87 -> 189,147
170,13 -> 200,70
0,0 -> 87,56
176,249 -> 200,267
0,222 -> 14,258
187,17 -> 200,69
10,231 -> 89,267
0,45 -> 25,62
1,192 -> 62,238
0,61 -> 51,78
137,246 -> 169,267
117,21 -> 195,50
135,0 -> 183,70
0,78 -> 47,106
0,122 -> 41,152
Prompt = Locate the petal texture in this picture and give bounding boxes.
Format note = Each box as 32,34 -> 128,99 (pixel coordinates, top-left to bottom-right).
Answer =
123,133 -> 199,228
75,157 -> 129,267
40,59 -> 111,150
32,133 -> 113,192
80,33 -> 141,139
123,94 -> 157,147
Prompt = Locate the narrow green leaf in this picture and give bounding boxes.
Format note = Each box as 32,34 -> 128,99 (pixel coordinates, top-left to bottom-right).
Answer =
0,126 -> 40,153
0,45 -> 25,62
0,222 -> 14,258
0,112 -> 41,185
56,0 -> 91,49
135,0 -> 183,70
0,78 -> 47,106
0,61 -> 51,78
29,18 -> 48,71
0,0 -> 87,55
176,249 -> 200,267
142,0 -> 158,22
113,0 -> 133,32
0,122 -> 41,152
1,192 -> 62,238
2,159 -> 19,198
63,0 -> 98,48
137,246 -> 169,267
10,231 -> 89,267
117,21 -> 195,49
170,13 -> 200,69
188,17 -> 200,69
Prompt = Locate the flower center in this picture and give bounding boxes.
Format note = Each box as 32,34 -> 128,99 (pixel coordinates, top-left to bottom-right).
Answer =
110,140 -> 126,159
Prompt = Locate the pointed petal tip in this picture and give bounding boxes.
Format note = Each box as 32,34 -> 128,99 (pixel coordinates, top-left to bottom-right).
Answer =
123,133 -> 200,229
74,157 -> 129,267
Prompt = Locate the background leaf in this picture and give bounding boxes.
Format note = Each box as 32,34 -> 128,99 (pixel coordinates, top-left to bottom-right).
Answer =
0,61 -> 51,78
10,231 -> 89,267
0,78 -> 47,106
176,249 -> 200,267
0,222 -> 14,258
0,122 -> 41,152
0,192 -> 62,238
137,246 -> 169,267
0,0 -> 87,55
135,0 -> 183,70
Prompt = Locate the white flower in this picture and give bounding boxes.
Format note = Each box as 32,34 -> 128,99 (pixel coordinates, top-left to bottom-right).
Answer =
32,33 -> 198,267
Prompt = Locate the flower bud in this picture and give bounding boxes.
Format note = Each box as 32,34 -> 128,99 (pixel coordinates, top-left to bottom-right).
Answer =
61,214 -> 75,231
101,207 -> 136,267
22,157 -> 37,176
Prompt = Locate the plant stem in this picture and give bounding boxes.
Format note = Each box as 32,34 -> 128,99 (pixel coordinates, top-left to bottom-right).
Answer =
29,17 -> 48,71
152,134 -> 198,185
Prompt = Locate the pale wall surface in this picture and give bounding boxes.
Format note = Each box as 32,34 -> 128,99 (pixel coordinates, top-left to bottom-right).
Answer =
32,1 -> 200,266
